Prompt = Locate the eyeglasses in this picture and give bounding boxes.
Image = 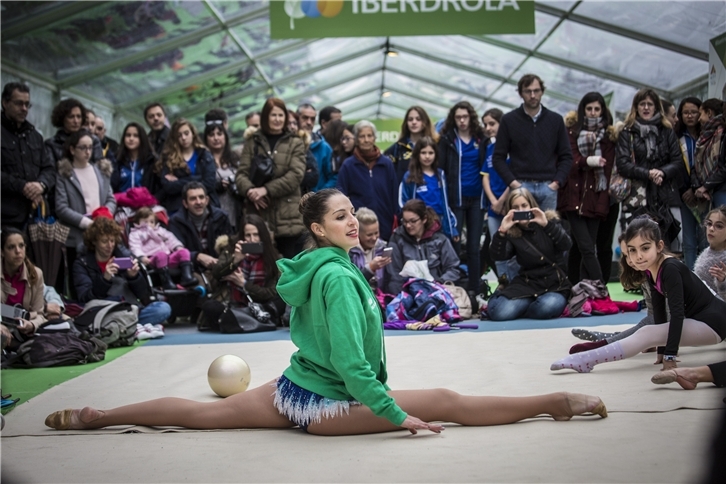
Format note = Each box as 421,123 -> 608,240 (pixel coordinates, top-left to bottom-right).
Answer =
682,111 -> 699,117
10,100 -> 32,108
522,89 -> 542,96
638,102 -> 655,108
401,217 -> 421,226
703,221 -> 726,230
74,145 -> 93,151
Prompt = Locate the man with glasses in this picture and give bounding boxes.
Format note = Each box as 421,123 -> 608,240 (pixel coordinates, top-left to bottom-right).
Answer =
492,74 -> 573,211
93,116 -> 119,161
297,103 -> 333,191
1,82 -> 55,230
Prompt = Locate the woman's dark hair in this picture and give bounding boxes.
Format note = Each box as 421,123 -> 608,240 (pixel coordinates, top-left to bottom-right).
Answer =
398,106 -> 438,143
441,101 -> 484,139
482,108 -> 503,124
299,188 -> 343,249
617,233 -> 645,290
322,119 -> 354,172
573,92 -> 613,133
701,98 -> 726,118
1,227 -> 38,286
401,199 -> 439,233
83,217 -> 123,253
117,122 -> 154,168
51,98 -> 87,130
674,97 -> 702,137
62,129 -> 94,160
240,214 -> 280,282
406,136 -> 439,185
260,98 -> 289,135
203,124 -> 239,170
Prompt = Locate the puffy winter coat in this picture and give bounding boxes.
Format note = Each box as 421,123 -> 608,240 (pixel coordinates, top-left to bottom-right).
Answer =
490,210 -> 572,299
168,206 -> 233,263
557,111 -> 617,219
236,128 -> 306,238
385,220 -> 460,295
615,121 -> 683,207
128,224 -> 183,258
55,158 -> 116,249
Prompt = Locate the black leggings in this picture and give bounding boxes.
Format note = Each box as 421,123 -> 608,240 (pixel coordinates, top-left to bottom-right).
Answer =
710,361 -> 726,388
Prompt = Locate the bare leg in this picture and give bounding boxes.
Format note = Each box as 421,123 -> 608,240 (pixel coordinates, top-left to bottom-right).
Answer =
307,390 -> 605,436
45,380 -> 294,430
652,366 -> 715,390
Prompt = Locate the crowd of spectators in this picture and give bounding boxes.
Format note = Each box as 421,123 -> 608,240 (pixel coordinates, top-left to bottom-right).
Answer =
2,73 -> 726,333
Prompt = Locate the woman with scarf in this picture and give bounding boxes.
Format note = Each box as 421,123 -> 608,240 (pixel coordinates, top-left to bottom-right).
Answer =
336,120 -> 398,241
693,99 -> 726,209
558,92 -> 616,284
615,89 -> 683,248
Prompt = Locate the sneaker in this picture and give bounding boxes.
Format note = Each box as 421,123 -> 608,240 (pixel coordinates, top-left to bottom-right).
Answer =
143,324 -> 164,339
136,324 -> 153,341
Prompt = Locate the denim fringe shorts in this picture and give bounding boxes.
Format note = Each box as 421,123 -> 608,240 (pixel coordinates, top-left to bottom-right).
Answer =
273,376 -> 360,431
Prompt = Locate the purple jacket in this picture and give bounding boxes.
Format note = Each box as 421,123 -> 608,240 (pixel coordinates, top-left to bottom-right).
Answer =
349,238 -> 388,286
128,224 -> 184,258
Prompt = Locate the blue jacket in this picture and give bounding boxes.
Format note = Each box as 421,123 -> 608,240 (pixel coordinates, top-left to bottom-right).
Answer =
336,153 -> 398,241
310,134 -> 335,191
398,169 -> 458,239
437,129 -> 487,209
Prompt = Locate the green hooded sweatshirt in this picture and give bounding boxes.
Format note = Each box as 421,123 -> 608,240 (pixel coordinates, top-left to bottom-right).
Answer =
277,246 -> 407,426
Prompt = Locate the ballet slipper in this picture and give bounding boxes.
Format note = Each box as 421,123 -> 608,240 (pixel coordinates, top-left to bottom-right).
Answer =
45,407 -> 102,430
45,409 -> 76,430
651,370 -> 698,390
552,393 -> 608,421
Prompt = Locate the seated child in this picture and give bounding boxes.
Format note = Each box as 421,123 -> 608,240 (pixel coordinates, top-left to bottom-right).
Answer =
128,207 -> 196,290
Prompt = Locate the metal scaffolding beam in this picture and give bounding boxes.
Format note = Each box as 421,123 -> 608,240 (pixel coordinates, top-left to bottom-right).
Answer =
2,1 -> 109,42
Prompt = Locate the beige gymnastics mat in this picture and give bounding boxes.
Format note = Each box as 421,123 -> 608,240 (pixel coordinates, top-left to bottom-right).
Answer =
2,327 -> 725,483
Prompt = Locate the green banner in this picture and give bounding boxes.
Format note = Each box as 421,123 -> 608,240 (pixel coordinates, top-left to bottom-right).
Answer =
271,0 -> 535,39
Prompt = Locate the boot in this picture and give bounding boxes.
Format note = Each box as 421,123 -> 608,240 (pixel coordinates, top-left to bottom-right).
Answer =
178,261 -> 198,288
158,267 -> 177,291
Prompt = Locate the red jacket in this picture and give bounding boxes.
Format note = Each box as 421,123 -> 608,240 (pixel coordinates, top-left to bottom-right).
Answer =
557,112 -> 617,219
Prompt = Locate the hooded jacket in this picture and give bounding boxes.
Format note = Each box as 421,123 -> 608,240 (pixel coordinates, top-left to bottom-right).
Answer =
490,210 -> 572,299
308,132 -> 334,191
236,128 -> 306,238
557,111 -> 617,219
55,158 -> 116,249
1,113 -> 56,225
277,247 -> 407,426
385,220 -> 460,296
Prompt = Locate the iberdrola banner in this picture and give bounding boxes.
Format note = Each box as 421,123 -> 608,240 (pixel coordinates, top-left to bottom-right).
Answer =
270,0 -> 535,39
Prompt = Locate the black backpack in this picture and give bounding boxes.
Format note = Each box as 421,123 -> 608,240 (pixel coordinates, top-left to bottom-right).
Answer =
2,333 -> 107,369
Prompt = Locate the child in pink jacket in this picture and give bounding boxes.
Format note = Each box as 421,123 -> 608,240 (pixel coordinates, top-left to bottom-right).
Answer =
128,207 -> 196,289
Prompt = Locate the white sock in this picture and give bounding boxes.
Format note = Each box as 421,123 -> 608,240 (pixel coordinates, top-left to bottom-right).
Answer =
550,342 -> 625,373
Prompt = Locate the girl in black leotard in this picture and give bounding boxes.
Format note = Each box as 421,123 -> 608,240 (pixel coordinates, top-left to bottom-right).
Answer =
551,216 -> 726,373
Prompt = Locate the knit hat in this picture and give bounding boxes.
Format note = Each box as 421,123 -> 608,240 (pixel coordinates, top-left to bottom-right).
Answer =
91,206 -> 114,220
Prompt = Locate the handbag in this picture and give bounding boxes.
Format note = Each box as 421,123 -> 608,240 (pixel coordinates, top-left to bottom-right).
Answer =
217,284 -> 277,334
619,133 -> 647,212
442,282 -> 472,319
249,139 -> 276,188
608,163 -> 631,203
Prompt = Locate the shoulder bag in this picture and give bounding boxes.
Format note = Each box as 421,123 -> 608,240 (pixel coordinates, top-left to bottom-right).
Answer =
249,139 -> 276,188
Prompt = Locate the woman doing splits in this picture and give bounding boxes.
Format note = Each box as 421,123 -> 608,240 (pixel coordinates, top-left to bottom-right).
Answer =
45,190 -> 606,435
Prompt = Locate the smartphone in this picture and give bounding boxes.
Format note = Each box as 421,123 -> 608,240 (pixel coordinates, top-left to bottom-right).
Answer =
512,210 -> 534,221
114,257 -> 134,270
240,242 -> 264,255
381,247 -> 394,258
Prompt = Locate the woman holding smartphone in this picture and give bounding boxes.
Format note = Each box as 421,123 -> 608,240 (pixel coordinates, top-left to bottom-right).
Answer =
486,188 -> 572,321
199,214 -> 284,330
